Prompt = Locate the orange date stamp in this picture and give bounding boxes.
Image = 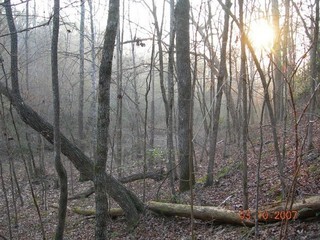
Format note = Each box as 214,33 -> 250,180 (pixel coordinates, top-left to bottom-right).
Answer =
239,210 -> 298,221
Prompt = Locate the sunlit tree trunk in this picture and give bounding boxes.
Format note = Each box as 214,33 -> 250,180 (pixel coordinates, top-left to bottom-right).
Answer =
51,0 -> 68,238
307,0 -> 319,150
218,0 -> 287,198
272,0 -> 284,122
238,0 -> 248,210
205,0 -> 230,187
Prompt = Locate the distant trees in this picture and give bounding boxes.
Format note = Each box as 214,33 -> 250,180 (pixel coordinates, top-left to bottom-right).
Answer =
1,0 -> 320,238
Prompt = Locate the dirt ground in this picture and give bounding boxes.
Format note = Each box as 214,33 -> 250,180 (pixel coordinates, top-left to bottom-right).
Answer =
0,122 -> 320,239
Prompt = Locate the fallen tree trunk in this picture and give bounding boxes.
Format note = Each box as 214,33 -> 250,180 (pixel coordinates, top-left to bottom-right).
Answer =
148,201 -> 254,226
0,83 -> 144,225
73,207 -> 123,217
120,168 -> 165,183
257,195 -> 320,222
70,196 -> 320,226
69,168 -> 165,200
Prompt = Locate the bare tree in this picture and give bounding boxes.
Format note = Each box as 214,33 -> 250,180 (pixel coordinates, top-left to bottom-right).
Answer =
167,0 -> 176,194
78,0 -> 85,145
4,0 -> 19,96
218,0 -> 286,197
238,0 -> 248,210
115,0 -> 125,177
272,0 -> 284,122
51,0 -> 68,238
88,0 -> 97,158
307,0 -> 319,150
205,0 -> 231,187
95,0 -> 119,238
25,0 -> 30,92
176,0 -> 195,192
0,0 -> 144,229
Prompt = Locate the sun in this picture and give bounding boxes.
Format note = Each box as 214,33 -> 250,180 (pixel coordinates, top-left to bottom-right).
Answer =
248,19 -> 275,51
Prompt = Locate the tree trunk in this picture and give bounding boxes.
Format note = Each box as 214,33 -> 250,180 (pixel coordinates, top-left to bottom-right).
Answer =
307,0 -> 319,150
239,0 -> 248,210
4,0 -> 19,96
175,0 -> 195,192
78,0 -> 85,145
72,195 -> 320,226
115,7 -> 124,177
51,0 -> 68,238
217,0 -> 286,197
167,0 -> 176,194
148,195 -> 320,224
2,46 -> 142,226
205,0 -> 230,187
0,0 -> 144,229
95,0 -> 119,238
88,0 -> 97,159
272,0 -> 284,122
128,12 -> 143,160
25,0 -> 30,92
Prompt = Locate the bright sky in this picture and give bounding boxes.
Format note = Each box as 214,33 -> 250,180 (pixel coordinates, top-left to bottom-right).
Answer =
10,0 -> 309,61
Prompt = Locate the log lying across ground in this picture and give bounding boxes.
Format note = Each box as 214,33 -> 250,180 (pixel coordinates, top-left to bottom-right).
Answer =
69,196 -> 320,226
148,201 -> 254,226
69,168 -> 165,200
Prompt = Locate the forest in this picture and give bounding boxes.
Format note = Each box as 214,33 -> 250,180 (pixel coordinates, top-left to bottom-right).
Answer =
0,0 -> 319,239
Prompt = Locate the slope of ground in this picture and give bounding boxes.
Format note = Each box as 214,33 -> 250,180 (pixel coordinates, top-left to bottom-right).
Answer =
0,120 -> 319,239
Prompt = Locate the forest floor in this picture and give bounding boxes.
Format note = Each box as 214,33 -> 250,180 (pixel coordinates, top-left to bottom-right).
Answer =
0,120 -> 320,239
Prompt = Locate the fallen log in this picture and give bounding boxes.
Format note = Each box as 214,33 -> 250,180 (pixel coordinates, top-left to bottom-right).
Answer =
147,201 -> 254,226
0,83 -> 144,225
69,168 -> 165,200
72,207 -> 123,217
120,168 -> 165,183
256,195 -> 320,222
50,203 -> 124,218
69,196 -> 320,226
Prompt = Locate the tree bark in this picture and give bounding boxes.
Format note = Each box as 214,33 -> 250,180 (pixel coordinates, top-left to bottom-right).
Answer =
272,0 -> 284,122
1,0 -> 144,229
205,0 -> 230,187
0,71 -> 144,227
115,7 -> 124,177
68,168 -> 165,200
4,0 -> 20,97
217,0 -> 286,197
71,195 -> 320,225
238,0 -> 248,210
95,0 -> 119,238
88,0 -> 97,159
167,0 -> 176,194
78,0 -> 85,144
175,0 -> 195,192
307,0 -> 319,150
51,0 -> 68,238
